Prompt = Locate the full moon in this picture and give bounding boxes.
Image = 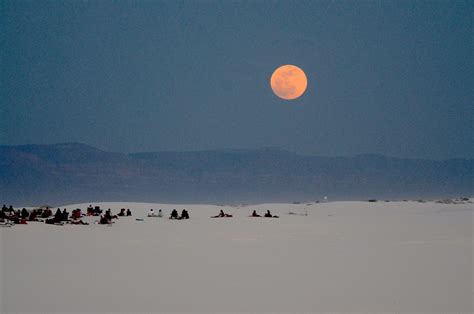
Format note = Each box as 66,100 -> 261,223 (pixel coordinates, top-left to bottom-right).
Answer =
270,64 -> 308,100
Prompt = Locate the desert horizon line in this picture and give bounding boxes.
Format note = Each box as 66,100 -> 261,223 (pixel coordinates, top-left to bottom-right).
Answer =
2,141 -> 472,161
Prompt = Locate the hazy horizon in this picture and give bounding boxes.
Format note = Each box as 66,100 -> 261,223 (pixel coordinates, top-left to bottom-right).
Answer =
2,141 -> 474,161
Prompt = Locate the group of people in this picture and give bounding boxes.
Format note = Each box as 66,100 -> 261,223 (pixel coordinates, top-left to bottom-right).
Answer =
251,210 -> 279,218
2,204 -> 281,226
118,208 -> 132,217
1,205 -> 28,224
147,209 -> 163,217
0,204 -> 134,226
169,209 -> 189,220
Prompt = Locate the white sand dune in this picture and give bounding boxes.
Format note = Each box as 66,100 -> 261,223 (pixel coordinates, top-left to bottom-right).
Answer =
1,201 -> 472,313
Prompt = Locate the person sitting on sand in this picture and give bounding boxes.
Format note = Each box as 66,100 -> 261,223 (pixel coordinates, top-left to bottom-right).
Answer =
71,209 -> 82,220
21,208 -> 29,219
179,209 -> 189,220
54,208 -> 62,222
148,209 -> 157,217
29,210 -> 38,221
251,210 -> 261,217
117,208 -> 126,217
212,210 -> 232,218
99,215 -> 111,225
104,209 -> 118,220
93,206 -> 102,216
169,209 -> 178,220
263,210 -> 279,218
126,208 -> 132,216
61,209 -> 69,221
157,209 -> 163,218
41,207 -> 52,218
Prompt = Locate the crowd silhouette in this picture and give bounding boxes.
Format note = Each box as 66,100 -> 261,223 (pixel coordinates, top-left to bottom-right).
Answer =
1,204 -> 281,227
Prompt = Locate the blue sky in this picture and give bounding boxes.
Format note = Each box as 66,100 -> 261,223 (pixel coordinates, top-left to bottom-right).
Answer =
1,0 -> 472,159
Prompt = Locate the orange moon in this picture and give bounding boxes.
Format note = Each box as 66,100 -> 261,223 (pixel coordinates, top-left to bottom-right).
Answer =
270,64 -> 308,100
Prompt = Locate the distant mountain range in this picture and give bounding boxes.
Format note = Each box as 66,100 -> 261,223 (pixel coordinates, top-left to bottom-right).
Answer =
0,143 -> 472,206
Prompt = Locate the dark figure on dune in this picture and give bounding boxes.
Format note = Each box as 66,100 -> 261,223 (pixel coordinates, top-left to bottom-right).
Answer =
41,207 -> 52,218
21,208 -> 29,219
251,210 -> 261,217
169,209 -> 178,220
264,210 -> 279,218
212,210 -> 232,218
105,209 -> 118,220
29,210 -> 38,221
118,208 -> 126,216
126,209 -> 132,216
94,206 -> 102,216
61,209 -> 69,221
99,215 -> 110,225
54,209 -> 62,222
179,209 -> 189,220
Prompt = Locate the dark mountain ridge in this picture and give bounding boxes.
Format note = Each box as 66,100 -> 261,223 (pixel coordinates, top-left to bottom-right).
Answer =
1,143 -> 472,206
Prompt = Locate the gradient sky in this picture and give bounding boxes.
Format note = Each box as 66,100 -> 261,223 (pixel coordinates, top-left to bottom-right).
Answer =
1,0 -> 472,159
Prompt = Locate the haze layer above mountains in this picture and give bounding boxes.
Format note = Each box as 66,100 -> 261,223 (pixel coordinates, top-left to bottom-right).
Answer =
1,143 -> 471,206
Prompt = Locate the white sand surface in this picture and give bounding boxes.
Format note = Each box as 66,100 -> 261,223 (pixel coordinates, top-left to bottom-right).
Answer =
1,201 -> 472,313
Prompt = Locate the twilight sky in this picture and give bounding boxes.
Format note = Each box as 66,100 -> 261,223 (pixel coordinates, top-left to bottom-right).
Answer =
1,1 -> 472,159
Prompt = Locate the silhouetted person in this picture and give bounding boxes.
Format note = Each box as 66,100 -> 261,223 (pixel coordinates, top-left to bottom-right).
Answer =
251,210 -> 261,217
99,215 -> 110,225
87,205 -> 94,216
53,208 -> 63,223
126,209 -> 132,216
94,206 -> 102,216
169,209 -> 178,220
29,210 -> 38,221
61,209 -> 69,221
21,208 -> 29,219
179,209 -> 189,220
118,208 -> 126,216
212,209 -> 232,218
